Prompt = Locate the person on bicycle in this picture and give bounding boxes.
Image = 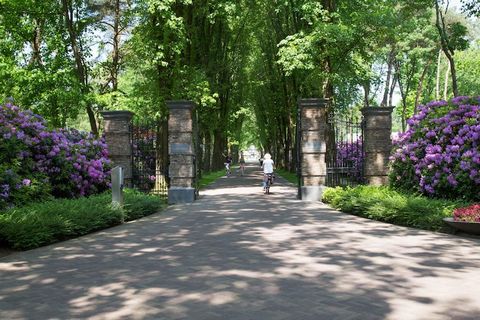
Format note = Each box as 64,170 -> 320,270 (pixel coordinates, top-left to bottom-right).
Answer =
262,153 -> 274,189
224,154 -> 233,176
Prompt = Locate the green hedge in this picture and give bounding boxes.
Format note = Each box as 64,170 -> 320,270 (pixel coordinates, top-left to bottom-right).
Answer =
322,185 -> 470,232
0,189 -> 165,250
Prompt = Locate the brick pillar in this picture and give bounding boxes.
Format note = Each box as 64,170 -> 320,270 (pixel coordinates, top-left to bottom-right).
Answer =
361,107 -> 394,185
298,98 -> 328,201
167,100 -> 196,204
101,111 -> 133,187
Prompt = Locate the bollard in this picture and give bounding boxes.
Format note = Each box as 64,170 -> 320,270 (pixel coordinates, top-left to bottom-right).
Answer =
111,166 -> 124,206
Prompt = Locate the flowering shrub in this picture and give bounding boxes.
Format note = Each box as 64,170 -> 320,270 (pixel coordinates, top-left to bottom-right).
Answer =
32,128 -> 111,198
1,102 -> 52,208
390,96 -> 480,201
0,102 -> 111,209
335,141 -> 364,183
453,204 -> 480,222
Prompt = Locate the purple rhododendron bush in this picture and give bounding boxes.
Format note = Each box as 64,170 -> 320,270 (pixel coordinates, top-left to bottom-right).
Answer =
336,141 -> 364,183
0,102 -> 111,210
390,96 -> 480,201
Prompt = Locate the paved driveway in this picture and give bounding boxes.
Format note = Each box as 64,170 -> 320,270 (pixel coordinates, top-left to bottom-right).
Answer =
1,165 -> 479,319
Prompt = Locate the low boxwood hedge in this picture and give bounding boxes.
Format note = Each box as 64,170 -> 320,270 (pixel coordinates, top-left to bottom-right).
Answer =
0,189 -> 165,250
322,185 -> 470,232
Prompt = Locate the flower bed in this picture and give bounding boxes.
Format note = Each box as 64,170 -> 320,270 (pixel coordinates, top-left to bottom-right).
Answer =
1,102 -> 111,209
453,204 -> 480,222
390,96 -> 480,201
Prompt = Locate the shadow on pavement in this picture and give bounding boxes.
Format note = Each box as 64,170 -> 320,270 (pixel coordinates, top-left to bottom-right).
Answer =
1,165 -> 479,319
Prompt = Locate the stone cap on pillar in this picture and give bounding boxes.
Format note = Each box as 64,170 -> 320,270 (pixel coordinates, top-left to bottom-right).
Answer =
101,110 -> 134,121
167,100 -> 196,110
298,98 -> 329,108
361,107 -> 394,116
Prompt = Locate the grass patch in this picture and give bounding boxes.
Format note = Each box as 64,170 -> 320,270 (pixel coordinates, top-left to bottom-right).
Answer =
276,168 -> 298,185
198,169 -> 228,189
322,185 -> 470,232
0,189 -> 165,250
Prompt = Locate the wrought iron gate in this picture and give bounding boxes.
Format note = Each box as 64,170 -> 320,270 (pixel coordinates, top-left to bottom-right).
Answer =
131,117 -> 169,199
326,111 -> 365,187
295,105 -> 302,197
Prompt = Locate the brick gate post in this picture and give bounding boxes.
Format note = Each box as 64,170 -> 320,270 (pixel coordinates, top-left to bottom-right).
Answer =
298,98 -> 328,201
361,107 -> 394,185
101,111 -> 134,187
167,100 -> 196,204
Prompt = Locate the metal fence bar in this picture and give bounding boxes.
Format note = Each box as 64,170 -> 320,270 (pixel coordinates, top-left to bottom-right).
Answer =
131,117 -> 168,200
326,111 -> 365,187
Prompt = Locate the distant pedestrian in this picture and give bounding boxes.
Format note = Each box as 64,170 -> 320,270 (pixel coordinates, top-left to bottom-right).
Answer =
239,154 -> 246,176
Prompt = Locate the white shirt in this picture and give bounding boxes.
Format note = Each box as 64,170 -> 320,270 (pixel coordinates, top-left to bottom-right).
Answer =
262,159 -> 274,173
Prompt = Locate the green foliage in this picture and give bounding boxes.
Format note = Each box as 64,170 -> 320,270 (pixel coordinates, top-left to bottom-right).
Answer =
0,195 -> 123,250
322,185 -> 470,232
277,33 -> 316,75
0,0 -> 476,173
123,189 -> 166,221
0,0 -> 92,127
276,168 -> 298,185
0,189 -> 165,250
198,169 -> 227,189
456,46 -> 480,96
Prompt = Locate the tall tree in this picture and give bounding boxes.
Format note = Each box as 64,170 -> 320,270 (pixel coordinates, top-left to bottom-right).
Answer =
61,0 -> 99,134
0,0 -> 88,127
435,0 -> 469,97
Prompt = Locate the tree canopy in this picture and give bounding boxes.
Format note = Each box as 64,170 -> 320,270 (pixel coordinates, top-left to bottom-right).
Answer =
0,0 -> 477,170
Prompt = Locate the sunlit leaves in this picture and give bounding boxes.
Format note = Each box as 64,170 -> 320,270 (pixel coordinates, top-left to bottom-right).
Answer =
277,33 -> 316,75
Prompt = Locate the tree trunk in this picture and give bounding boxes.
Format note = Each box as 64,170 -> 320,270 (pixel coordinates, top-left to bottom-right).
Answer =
285,115 -> 292,170
212,128 -> 225,171
444,59 -> 450,100
61,0 -> 98,135
381,48 -> 395,107
111,0 -> 120,92
363,83 -> 370,108
203,131 -> 212,172
232,145 -> 239,164
397,75 -> 407,132
435,1 -> 459,97
155,118 -> 169,190
388,72 -> 397,107
30,18 -> 43,66
415,59 -> 432,112
448,54 -> 459,97
435,49 -> 442,100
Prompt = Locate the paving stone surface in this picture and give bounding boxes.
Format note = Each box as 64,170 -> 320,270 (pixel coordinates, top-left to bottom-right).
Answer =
1,164 -> 480,320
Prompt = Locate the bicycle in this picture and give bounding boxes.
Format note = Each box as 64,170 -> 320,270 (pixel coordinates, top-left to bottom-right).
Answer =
225,162 -> 232,177
264,173 -> 274,194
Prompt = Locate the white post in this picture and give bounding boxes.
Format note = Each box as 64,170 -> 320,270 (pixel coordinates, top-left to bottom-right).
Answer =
111,166 -> 124,206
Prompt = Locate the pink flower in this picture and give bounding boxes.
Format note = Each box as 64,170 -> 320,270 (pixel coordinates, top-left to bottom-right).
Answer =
453,204 -> 480,223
